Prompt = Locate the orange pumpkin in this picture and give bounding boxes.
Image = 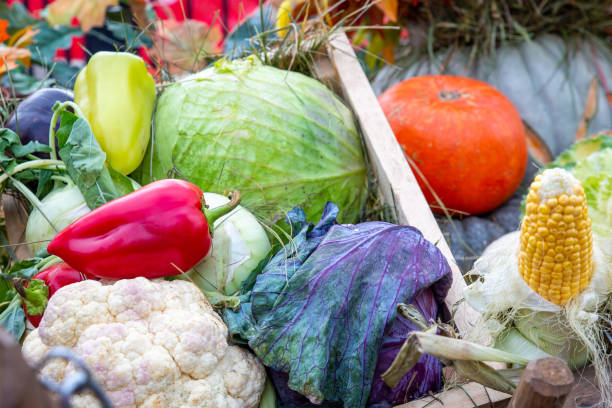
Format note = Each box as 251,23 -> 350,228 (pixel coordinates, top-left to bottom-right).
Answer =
378,75 -> 527,215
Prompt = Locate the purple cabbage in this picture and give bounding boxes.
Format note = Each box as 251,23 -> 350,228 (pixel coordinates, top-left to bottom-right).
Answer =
224,203 -> 451,407
368,288 -> 443,405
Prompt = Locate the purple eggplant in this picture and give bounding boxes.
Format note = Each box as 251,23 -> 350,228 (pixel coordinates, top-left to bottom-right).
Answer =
5,88 -> 73,156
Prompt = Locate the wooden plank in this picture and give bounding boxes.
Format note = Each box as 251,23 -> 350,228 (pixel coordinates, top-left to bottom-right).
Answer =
399,358 -> 608,408
327,32 -> 480,334
397,382 -> 511,408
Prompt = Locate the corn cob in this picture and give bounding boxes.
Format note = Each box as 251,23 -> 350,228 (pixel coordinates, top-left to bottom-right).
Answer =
518,168 -> 593,305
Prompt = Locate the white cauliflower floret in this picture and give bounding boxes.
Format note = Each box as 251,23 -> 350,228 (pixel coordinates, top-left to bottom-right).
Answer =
22,277 -> 266,408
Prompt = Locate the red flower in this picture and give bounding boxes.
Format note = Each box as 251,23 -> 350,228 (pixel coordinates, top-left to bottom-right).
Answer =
0,20 -> 10,43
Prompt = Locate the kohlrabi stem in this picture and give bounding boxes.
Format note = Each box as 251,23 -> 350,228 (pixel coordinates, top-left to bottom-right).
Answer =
51,175 -> 74,187
62,101 -> 86,118
0,159 -> 65,186
49,101 -> 87,161
202,190 -> 242,235
48,106 -> 62,161
10,178 -> 59,233
36,255 -> 62,271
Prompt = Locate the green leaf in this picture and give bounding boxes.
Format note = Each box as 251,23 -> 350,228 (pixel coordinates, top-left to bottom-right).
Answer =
55,108 -> 79,148
0,3 -> 38,35
55,106 -> 129,209
1,65 -> 56,96
0,295 -> 25,341
35,169 -> 53,198
0,128 -> 54,196
61,118 -> 107,187
12,140 -> 52,158
0,128 -> 21,161
22,278 -> 48,316
107,165 -> 135,197
365,31 -> 385,70
7,258 -> 41,280
0,128 -> 51,159
0,280 -> 15,308
29,24 -> 82,67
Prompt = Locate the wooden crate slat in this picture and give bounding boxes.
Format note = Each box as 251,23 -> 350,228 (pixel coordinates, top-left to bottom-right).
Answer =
398,358 -> 607,408
327,32 -> 480,334
397,382 -> 511,408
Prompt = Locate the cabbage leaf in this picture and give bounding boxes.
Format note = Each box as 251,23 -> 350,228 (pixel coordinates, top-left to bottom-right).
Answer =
141,57 -> 367,226
573,149 -> 612,240
368,288 -> 443,406
224,203 -> 452,407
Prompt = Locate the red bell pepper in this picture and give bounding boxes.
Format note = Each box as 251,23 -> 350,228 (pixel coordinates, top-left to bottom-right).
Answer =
47,179 -> 240,280
16,263 -> 86,327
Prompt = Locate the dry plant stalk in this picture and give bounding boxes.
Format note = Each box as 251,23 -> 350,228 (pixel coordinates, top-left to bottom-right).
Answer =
402,0 -> 612,53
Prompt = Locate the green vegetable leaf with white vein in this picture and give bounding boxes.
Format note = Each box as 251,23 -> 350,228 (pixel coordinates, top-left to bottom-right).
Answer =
0,295 -> 25,341
568,148 -> 612,257
55,105 -> 134,209
6,257 -> 41,280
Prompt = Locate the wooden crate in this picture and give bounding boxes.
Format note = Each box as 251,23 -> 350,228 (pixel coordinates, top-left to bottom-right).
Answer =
2,31 -> 604,408
324,33 -> 606,408
326,33 -> 480,335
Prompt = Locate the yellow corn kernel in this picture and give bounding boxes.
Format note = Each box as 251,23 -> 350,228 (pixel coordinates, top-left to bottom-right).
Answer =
518,168 -> 593,305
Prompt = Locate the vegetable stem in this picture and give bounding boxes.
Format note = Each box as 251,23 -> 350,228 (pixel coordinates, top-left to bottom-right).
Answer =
49,101 -> 87,161
50,175 -> 74,187
9,178 -> 58,233
48,106 -> 61,161
203,190 -> 241,234
12,278 -> 27,298
0,159 -> 66,186
412,331 -> 531,365
381,330 -> 530,391
259,0 -> 269,65
398,303 -> 430,330
62,101 -> 86,118
36,255 -> 62,271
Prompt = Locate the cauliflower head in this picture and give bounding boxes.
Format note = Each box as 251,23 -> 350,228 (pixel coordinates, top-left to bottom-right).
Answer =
21,277 -> 266,408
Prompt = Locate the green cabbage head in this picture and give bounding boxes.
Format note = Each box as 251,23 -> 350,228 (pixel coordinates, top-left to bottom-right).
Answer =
138,56 -> 367,225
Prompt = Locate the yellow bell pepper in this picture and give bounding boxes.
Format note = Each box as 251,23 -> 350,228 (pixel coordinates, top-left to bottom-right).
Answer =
74,52 -> 156,175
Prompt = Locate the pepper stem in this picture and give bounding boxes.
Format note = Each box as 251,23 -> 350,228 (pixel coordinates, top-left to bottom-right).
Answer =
202,190 -> 242,235
13,278 -> 27,298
